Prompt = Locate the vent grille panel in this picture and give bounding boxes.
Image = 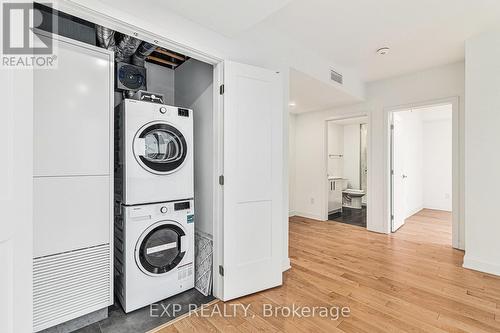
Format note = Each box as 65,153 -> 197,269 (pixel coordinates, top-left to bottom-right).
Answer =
33,244 -> 111,332
330,69 -> 343,84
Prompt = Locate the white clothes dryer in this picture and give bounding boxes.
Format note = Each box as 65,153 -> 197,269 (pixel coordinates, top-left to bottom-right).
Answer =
117,99 -> 193,205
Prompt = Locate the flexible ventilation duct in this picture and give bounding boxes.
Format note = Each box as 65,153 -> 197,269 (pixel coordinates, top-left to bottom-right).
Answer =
96,25 -> 116,50
132,42 -> 157,67
115,34 -> 141,63
96,25 -> 141,63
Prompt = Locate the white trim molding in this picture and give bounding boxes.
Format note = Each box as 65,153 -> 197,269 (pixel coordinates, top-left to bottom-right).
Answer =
385,97 -> 463,249
282,258 -> 291,272
294,212 -> 325,221
463,255 -> 500,276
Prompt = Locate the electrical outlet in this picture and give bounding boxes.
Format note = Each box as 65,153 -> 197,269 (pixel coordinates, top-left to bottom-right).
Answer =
310,198 -> 315,204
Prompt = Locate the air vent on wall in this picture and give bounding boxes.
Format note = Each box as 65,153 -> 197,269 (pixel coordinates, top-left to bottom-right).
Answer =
33,244 -> 111,332
330,69 -> 343,85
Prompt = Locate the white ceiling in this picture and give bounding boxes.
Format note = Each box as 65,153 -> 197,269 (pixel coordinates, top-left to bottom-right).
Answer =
289,68 -> 361,114
128,0 -> 500,114
149,0 -> 293,37
263,0 -> 500,82
159,0 -> 500,82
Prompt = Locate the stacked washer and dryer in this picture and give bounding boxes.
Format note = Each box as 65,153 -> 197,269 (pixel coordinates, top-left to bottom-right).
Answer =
115,98 -> 195,313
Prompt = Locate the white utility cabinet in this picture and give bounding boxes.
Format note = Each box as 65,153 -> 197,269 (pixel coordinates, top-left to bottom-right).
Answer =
33,30 -> 114,332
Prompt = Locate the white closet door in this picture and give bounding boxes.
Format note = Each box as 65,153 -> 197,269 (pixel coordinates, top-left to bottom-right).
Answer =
222,61 -> 283,301
392,113 -> 407,232
34,32 -> 112,177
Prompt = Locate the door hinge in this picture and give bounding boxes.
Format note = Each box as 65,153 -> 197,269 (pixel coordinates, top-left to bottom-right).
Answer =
391,169 -> 394,175
391,215 -> 394,220
219,175 -> 224,185
219,265 -> 224,276
390,124 -> 394,130
219,84 -> 225,95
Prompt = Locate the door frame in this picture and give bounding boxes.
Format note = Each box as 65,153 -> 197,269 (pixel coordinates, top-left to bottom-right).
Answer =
323,113 -> 371,225
386,97 -> 462,249
40,1 -> 229,299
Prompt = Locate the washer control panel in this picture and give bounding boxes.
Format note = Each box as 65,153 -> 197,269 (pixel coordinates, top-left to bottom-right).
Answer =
127,200 -> 194,220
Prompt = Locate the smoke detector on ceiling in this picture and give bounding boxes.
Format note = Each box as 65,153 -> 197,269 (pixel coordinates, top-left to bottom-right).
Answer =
376,47 -> 390,55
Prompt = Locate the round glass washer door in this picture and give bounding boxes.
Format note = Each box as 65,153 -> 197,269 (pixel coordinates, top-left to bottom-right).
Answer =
135,221 -> 187,276
133,121 -> 187,175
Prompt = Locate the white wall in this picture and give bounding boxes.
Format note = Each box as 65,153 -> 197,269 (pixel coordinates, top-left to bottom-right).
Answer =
327,120 -> 368,189
1,68 -> 34,333
327,122 -> 343,177
288,114 -> 296,215
463,28 -> 500,276
294,109 -> 330,220
292,61 -> 464,243
423,118 -> 452,211
145,62 -> 175,104
175,59 -> 214,236
343,124 -> 361,189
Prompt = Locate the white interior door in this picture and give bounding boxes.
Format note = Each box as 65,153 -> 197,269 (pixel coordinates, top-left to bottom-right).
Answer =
392,113 -> 407,232
221,61 -> 283,301
0,69 -> 33,331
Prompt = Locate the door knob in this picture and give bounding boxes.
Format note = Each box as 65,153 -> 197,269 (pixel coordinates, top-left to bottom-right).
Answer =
402,174 -> 408,179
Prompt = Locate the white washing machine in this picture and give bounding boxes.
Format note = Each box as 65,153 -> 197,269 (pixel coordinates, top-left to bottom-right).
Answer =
117,99 -> 193,205
114,200 -> 195,313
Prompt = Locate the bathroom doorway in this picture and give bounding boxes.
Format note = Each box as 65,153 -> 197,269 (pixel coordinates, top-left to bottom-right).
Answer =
390,102 -> 454,245
325,116 -> 369,228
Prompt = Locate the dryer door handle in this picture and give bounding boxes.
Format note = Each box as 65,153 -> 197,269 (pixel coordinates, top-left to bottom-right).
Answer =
180,235 -> 188,253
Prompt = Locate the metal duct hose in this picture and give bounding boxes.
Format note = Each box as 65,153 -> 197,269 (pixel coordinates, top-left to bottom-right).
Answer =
132,42 -> 157,67
96,25 -> 116,50
115,34 -> 141,63
96,25 -> 141,63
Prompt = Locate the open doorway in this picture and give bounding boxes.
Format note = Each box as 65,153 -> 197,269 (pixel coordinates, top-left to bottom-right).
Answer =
390,103 -> 453,244
326,117 -> 368,228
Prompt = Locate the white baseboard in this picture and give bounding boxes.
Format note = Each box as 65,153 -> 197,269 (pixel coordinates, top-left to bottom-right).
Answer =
422,205 -> 452,212
282,257 -> 291,272
293,211 -> 325,221
288,210 -> 296,217
463,255 -> 500,276
405,206 -> 424,219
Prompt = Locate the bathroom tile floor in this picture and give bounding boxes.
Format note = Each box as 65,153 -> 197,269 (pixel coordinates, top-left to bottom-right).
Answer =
329,206 -> 367,228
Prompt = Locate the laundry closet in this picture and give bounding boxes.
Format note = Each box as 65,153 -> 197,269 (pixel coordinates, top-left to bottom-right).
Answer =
32,2 -> 284,332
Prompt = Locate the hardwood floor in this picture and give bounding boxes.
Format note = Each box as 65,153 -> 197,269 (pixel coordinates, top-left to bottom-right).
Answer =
154,209 -> 500,333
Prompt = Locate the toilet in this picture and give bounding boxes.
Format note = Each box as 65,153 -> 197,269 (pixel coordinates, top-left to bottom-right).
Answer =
342,189 -> 365,209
